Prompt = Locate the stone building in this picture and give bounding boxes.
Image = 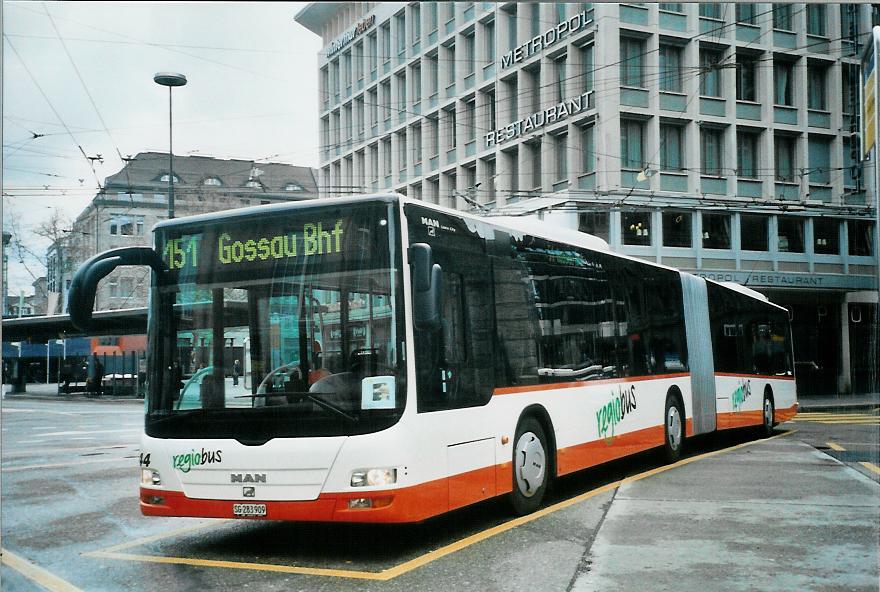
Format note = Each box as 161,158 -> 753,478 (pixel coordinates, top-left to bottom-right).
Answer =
50,152 -> 318,312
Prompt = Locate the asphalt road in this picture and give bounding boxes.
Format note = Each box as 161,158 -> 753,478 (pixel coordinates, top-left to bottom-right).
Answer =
1,397 -> 877,592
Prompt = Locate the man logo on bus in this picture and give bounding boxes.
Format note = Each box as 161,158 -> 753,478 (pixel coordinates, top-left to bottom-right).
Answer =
731,379 -> 752,412
596,385 -> 637,444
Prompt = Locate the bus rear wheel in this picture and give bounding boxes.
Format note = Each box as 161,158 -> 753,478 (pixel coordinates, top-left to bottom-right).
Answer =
510,417 -> 549,515
663,395 -> 684,463
761,393 -> 775,438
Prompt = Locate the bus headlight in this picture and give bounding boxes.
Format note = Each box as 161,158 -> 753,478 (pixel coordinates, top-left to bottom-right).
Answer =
350,468 -> 397,487
141,468 -> 161,486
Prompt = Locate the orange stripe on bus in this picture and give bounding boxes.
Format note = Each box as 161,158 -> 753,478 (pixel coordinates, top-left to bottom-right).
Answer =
493,373 -> 690,396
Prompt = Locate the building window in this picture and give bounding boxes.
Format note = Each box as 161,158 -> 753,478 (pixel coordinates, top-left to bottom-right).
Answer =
381,23 -> 391,64
506,6 -> 517,51
807,63 -> 828,110
701,127 -> 724,176
530,3 -> 540,37
485,20 -> 495,62
529,139 -> 542,189
579,212 -> 609,241
774,61 -> 794,106
843,137 -> 860,188
808,137 -> 831,185
622,211 -> 652,246
202,177 -> 222,186
108,277 -> 119,298
411,4 -> 421,45
283,182 -> 303,191
464,32 -> 475,77
736,54 -> 757,101
848,220 -> 874,256
395,13 -> 406,56
659,44 -> 682,93
581,125 -> 595,173
842,63 -> 858,115
554,54 -> 567,103
775,135 -> 796,182
813,218 -> 840,254
660,3 -> 683,13
773,4 -> 793,30
699,4 -> 721,19
120,277 -> 135,299
807,4 -> 827,36
581,44 -> 594,93
660,124 -> 684,172
621,120 -> 644,170
702,213 -> 731,249
778,217 -> 805,252
245,180 -> 262,188
740,215 -> 769,251
555,133 -> 568,180
663,212 -> 692,248
158,173 -> 180,183
736,4 -> 757,25
464,100 -> 476,143
428,3 -> 438,34
699,48 -> 723,97
412,125 -> 422,165
620,37 -> 645,88
737,131 -> 759,179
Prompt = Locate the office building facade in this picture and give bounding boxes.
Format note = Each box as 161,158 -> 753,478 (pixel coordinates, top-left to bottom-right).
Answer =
296,2 -> 878,395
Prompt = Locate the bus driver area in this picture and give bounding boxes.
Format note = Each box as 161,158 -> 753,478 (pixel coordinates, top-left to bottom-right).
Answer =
82,428 -> 866,586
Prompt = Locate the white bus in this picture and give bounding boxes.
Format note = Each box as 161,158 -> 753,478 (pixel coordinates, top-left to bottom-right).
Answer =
69,195 -> 796,522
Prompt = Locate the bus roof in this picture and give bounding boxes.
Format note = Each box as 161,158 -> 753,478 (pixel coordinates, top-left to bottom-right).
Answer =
151,193 -> 783,311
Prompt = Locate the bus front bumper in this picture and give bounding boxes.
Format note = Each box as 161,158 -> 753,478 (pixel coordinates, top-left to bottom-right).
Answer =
140,481 -> 448,523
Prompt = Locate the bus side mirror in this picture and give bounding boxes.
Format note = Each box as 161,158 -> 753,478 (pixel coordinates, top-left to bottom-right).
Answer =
410,243 -> 442,332
68,246 -> 167,332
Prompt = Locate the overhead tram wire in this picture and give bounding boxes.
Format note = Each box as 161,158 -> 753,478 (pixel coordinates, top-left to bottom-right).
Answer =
42,3 -> 137,209
3,34 -> 104,189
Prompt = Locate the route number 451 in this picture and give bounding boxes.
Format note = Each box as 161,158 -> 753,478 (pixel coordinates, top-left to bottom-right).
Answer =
139,453 -> 151,467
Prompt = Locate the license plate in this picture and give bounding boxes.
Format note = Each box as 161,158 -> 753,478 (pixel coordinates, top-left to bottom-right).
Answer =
233,503 -> 266,517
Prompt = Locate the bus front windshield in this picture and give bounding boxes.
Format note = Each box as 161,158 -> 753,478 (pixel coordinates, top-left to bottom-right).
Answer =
147,202 -> 404,441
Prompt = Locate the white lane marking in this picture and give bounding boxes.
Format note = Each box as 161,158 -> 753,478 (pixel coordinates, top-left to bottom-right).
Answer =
2,457 -> 134,472
16,440 -> 49,444
39,429 -> 141,437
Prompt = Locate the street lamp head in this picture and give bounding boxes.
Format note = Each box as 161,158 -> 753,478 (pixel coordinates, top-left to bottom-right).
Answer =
153,72 -> 187,87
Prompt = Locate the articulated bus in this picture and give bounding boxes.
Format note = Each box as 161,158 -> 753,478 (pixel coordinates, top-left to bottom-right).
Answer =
69,194 -> 796,523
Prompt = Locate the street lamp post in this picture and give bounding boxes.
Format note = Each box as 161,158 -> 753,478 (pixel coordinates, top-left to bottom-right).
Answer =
153,72 -> 187,220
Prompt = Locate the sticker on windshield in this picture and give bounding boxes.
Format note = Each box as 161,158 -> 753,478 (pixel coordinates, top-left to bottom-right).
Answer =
361,376 -> 395,410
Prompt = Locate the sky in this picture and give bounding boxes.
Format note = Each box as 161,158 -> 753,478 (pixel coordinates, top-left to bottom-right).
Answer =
2,1 -> 322,296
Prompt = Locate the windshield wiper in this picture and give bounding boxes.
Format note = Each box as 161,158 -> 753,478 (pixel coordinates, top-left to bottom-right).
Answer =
237,392 -> 358,423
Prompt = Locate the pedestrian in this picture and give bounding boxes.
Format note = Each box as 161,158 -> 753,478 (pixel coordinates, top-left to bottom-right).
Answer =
87,353 -> 104,396
232,359 -> 241,386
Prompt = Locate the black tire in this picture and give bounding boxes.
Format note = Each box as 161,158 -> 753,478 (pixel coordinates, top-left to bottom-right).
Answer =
761,393 -> 775,438
663,395 -> 685,463
510,416 -> 549,515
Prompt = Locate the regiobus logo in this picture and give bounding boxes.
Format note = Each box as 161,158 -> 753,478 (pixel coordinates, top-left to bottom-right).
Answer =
731,379 -> 752,412
596,385 -> 638,443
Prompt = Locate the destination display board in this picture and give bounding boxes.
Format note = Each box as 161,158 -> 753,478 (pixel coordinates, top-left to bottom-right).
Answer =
157,203 -> 394,284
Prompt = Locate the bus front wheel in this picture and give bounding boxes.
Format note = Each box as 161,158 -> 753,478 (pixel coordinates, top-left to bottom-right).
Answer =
510,417 -> 549,515
663,395 -> 684,463
761,392 -> 775,438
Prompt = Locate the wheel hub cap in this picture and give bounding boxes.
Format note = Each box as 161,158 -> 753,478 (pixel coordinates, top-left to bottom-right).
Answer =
667,407 -> 682,450
514,432 -> 545,498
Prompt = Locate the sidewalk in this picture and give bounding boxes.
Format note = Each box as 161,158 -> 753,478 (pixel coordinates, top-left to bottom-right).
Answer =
571,435 -> 880,592
797,392 -> 880,412
3,382 -> 142,403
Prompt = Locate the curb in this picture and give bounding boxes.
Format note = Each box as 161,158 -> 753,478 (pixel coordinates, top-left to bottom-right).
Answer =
3,393 -> 143,404
798,403 -> 879,413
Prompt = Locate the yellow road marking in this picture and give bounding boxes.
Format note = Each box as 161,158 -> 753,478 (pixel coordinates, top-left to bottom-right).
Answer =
825,442 -> 846,451
84,430 -> 796,581
859,462 -> 880,476
1,548 -> 83,592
